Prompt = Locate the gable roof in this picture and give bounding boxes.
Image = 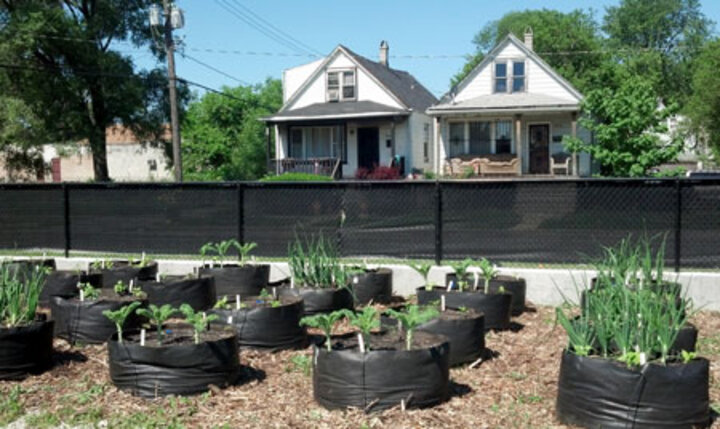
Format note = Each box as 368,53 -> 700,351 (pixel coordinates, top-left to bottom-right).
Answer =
277,45 -> 437,115
435,33 -> 583,107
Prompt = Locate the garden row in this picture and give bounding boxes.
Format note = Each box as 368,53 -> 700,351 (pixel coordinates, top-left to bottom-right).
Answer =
0,235 -> 712,427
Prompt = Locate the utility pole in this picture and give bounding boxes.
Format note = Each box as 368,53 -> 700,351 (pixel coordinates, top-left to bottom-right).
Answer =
158,0 -> 183,182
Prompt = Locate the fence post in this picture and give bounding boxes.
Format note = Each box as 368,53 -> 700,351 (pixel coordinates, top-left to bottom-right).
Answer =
674,179 -> 682,272
237,183 -> 244,245
63,183 -> 71,258
434,181 -> 443,265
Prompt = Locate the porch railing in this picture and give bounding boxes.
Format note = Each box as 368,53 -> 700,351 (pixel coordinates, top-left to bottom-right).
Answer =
273,158 -> 343,179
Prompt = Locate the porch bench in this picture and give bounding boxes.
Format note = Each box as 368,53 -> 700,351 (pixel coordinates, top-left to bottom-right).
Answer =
478,154 -> 520,176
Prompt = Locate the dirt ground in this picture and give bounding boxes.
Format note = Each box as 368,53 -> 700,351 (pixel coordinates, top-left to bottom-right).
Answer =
2,304 -> 720,429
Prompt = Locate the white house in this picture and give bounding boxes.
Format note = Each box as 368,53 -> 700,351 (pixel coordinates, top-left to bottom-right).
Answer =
262,42 -> 437,178
427,30 -> 592,177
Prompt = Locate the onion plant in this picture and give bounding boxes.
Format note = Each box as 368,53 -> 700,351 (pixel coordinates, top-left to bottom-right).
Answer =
102,302 -> 142,344
0,265 -> 46,327
299,311 -> 346,351
385,305 -> 439,351
180,304 -> 218,345
288,234 -> 348,289
136,304 -> 176,343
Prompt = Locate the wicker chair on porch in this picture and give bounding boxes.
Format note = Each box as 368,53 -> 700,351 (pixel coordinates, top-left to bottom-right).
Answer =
551,153 -> 572,176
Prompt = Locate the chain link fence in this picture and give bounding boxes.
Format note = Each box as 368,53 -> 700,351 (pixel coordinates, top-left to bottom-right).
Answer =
1,179 -> 718,269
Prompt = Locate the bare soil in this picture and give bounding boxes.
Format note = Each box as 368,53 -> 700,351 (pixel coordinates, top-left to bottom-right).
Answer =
2,304 -> 719,428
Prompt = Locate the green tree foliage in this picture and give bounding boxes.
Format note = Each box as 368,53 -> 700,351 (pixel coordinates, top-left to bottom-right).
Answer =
686,38 -> 720,158
0,95 -> 48,179
0,1 -> 187,181
564,76 -> 682,177
181,79 -> 282,181
603,0 -> 713,105
451,9 -> 604,91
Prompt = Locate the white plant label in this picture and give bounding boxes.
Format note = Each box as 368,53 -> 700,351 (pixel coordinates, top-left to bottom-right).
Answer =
290,277 -> 295,289
272,287 -> 277,299
235,295 -> 241,310
156,272 -> 161,282
447,280 -> 454,292
473,272 -> 479,289
79,289 -> 84,302
441,295 -> 446,312
353,276 -> 359,285
140,329 -> 146,346
227,316 -> 233,324
357,333 -> 365,353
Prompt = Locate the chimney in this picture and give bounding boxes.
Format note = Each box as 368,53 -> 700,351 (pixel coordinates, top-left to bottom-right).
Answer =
524,27 -> 533,51
379,40 -> 389,67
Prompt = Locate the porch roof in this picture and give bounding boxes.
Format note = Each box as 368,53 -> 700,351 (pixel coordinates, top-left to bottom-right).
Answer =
262,100 -> 409,123
427,93 -> 579,115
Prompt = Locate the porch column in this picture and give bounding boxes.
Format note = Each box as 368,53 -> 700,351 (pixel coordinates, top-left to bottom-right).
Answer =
571,112 -> 578,176
265,125 -> 272,174
434,116 -> 441,175
514,114 -> 522,175
274,125 -> 282,175
391,119 -> 396,159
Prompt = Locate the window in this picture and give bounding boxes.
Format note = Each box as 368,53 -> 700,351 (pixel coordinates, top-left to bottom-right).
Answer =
147,159 -> 157,171
495,120 -> 512,154
423,123 -> 430,162
289,126 -> 346,162
469,121 -> 491,154
494,63 -> 507,93
290,128 -> 303,158
512,61 -> 525,92
327,69 -> 355,101
449,123 -> 465,157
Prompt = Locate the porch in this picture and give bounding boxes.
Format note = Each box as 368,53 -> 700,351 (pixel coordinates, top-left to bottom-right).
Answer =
272,157 -> 343,179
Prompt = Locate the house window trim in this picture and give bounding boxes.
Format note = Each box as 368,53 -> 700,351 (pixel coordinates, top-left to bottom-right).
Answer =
511,59 -> 527,93
493,61 -> 508,94
447,117 -> 516,156
492,58 -> 528,94
288,125 -> 348,163
326,68 -> 357,102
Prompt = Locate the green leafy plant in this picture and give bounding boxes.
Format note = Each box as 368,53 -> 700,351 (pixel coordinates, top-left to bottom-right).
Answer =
288,233 -> 348,289
299,311 -> 347,351
413,263 -> 433,291
131,287 -> 146,299
214,296 -> 229,309
200,239 -> 254,267
113,281 -> 127,295
102,302 -> 142,344
79,283 -> 100,301
136,304 -> 176,343
0,265 -> 46,327
385,305 -> 439,351
90,259 -> 114,270
179,304 -> 218,344
448,258 -> 474,291
477,258 -> 498,294
681,350 -> 697,364
237,242 -> 258,264
342,307 -> 380,351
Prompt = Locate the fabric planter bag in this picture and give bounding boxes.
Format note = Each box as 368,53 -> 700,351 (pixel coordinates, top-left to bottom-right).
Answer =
417,287 -> 512,331
278,287 -> 353,315
40,271 -> 102,306
198,264 -> 270,298
139,275 -> 216,311
0,319 -> 54,380
50,296 -> 146,344
93,260 -> 158,288
446,273 -> 526,316
350,268 -> 393,306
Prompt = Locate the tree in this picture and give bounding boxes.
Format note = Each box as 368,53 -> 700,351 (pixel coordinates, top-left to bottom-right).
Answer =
181,79 -> 282,181
564,75 -> 682,177
0,1 -> 186,181
451,9 -> 605,92
685,38 -> 720,159
603,0 -> 714,105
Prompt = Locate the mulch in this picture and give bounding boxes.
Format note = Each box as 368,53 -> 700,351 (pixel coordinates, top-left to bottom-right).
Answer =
2,304 -> 720,428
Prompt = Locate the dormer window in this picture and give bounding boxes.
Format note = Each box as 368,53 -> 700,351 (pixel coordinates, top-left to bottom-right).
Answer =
494,63 -> 507,93
327,69 -> 356,102
512,61 -> 525,92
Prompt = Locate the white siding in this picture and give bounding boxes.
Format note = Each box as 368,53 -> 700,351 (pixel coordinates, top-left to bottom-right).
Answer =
283,59 -> 323,103
455,40 -> 579,103
284,50 -> 404,110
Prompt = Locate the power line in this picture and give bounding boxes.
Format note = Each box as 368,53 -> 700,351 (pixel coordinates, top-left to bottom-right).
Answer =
177,77 -> 246,100
213,0 -> 315,56
179,52 -> 250,85
224,0 -> 323,56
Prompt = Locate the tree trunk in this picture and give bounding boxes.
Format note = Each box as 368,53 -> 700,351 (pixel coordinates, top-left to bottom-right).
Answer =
89,126 -> 109,182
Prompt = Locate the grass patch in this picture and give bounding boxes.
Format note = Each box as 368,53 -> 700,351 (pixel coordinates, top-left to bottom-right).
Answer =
0,385 -> 24,426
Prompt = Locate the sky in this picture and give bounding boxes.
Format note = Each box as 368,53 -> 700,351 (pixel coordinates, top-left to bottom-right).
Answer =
126,0 -> 720,99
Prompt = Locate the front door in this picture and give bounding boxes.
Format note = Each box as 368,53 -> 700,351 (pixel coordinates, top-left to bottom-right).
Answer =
357,127 -> 379,170
529,124 -> 550,174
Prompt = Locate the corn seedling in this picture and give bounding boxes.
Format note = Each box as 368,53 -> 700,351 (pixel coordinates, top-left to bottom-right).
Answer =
299,311 -> 347,351
385,305 -> 439,351
0,265 -> 46,327
90,259 -> 114,270
477,258 -> 498,294
200,239 -> 243,267
136,304 -> 176,343
342,307 -> 380,351
102,302 -> 142,344
448,258 -> 474,292
237,242 -> 258,265
413,263 -> 433,291
180,304 -> 218,344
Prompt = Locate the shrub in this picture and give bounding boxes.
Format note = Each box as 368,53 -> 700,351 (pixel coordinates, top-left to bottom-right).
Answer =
354,167 -> 370,180
367,166 -> 401,180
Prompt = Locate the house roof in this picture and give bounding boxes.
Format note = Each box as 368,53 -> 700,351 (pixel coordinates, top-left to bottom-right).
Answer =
270,44 -> 437,120
432,33 -> 583,113
428,93 -> 579,114
263,100 -> 408,122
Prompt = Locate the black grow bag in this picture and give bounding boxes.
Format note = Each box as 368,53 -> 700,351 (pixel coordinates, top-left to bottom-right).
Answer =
0,319 -> 54,380
417,287 -> 512,331
313,332 -> 450,412
93,260 -> 158,288
2,259 -> 56,278
278,287 -> 353,315
556,351 -> 710,428
417,312 -> 485,366
40,271 -> 102,306
350,268 -> 393,306
139,275 -> 216,311
446,273 -> 526,315
108,326 -> 240,398
50,296 -> 146,344
198,264 -> 270,298
211,297 -> 306,350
